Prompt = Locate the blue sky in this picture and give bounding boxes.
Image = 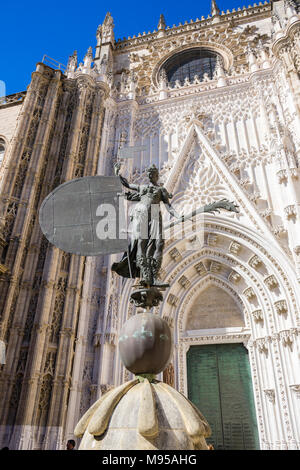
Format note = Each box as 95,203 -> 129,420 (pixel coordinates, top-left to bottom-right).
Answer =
0,0 -> 267,95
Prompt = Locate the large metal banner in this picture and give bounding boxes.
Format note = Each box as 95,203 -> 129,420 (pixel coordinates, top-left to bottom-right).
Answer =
39,176 -> 128,256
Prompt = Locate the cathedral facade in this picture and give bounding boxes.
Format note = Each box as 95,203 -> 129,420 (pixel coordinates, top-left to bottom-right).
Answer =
0,0 -> 300,450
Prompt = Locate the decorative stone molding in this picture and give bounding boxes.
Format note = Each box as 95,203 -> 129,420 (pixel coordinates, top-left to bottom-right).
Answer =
162,315 -> 174,328
284,204 -> 297,219
210,261 -> 221,273
194,261 -> 206,275
228,271 -> 241,284
293,246 -> 300,256
159,267 -> 167,280
248,191 -> 261,203
0,91 -> 26,109
264,275 -> 279,290
274,300 -> 288,315
259,208 -> 272,220
178,275 -> 191,289
40,280 -> 56,290
185,234 -> 203,251
207,233 -> 218,246
253,337 -> 271,354
243,287 -> 256,301
240,177 -> 250,187
252,309 -> 263,322
248,255 -> 262,269
277,169 -> 288,183
181,332 -> 251,346
290,168 -> 298,179
104,332 -> 116,345
289,385 -> 300,398
167,293 -> 179,306
93,333 -> 102,347
279,329 -> 294,346
169,247 -> 181,262
59,328 -> 75,339
33,323 -> 51,335
264,389 -> 275,404
229,241 -> 242,255
272,225 -> 287,237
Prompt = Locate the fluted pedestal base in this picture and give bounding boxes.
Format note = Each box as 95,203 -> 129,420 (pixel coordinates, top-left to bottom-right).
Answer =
74,379 -> 211,450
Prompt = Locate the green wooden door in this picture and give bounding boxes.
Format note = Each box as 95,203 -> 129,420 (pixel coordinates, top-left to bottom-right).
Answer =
187,343 -> 260,450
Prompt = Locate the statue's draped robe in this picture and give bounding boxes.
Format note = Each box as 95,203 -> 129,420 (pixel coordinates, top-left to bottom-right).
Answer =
111,183 -> 168,279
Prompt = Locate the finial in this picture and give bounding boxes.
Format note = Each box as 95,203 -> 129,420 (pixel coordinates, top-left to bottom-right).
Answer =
158,68 -> 168,84
103,11 -> 114,25
85,46 -> 93,58
101,12 -> 115,44
66,50 -> 78,76
211,0 -> 220,16
158,14 -> 166,30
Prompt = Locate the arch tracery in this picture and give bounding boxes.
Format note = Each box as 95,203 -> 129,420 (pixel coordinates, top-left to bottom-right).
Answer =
112,216 -> 300,447
152,42 -> 234,88
116,217 -> 300,327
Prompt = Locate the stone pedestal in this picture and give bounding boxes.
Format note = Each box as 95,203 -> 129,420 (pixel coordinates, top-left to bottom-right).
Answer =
75,379 -> 211,450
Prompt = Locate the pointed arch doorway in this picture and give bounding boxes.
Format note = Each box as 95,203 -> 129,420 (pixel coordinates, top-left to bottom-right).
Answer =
184,282 -> 259,449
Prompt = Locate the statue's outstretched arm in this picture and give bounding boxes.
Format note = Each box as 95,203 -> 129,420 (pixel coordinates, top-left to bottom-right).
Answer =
165,198 -> 239,229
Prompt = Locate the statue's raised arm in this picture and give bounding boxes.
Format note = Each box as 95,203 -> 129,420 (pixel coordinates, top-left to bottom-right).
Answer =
114,162 -> 139,192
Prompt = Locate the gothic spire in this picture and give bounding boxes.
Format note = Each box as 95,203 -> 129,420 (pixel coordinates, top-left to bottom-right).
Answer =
211,0 -> 220,16
101,12 -> 114,44
158,14 -> 166,30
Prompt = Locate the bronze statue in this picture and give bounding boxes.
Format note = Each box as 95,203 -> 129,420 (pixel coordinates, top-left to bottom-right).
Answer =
112,162 -> 239,292
112,163 -> 180,287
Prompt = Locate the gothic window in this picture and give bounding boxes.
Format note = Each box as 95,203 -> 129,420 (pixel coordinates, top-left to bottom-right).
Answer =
0,138 -> 6,166
163,49 -> 219,86
7,374 -> 23,425
37,374 -> 53,429
50,277 -> 67,343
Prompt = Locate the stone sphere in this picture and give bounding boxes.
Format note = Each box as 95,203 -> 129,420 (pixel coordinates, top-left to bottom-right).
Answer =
74,379 -> 211,450
118,313 -> 172,375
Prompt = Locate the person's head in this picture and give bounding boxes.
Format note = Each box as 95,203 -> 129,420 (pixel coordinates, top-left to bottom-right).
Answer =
66,439 -> 75,450
147,164 -> 159,184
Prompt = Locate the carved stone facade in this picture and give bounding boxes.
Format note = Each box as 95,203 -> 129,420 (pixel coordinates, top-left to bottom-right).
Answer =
1,0 -> 300,450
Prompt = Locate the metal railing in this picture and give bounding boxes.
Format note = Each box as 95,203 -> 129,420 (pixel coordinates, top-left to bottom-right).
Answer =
42,55 -> 67,73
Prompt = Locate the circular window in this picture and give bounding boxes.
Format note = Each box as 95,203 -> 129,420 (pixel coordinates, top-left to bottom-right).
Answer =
163,49 -> 220,86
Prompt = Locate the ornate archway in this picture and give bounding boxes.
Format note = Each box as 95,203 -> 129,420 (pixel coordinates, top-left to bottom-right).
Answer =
116,215 -> 300,448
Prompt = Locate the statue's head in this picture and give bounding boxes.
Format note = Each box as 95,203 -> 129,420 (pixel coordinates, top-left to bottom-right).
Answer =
147,164 -> 159,182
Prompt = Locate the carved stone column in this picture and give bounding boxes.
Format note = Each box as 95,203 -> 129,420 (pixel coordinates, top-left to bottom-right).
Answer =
99,334 -> 116,386
0,64 -> 50,231
83,84 -> 107,176
272,20 -> 300,115
43,256 -> 84,437
0,68 -> 63,340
